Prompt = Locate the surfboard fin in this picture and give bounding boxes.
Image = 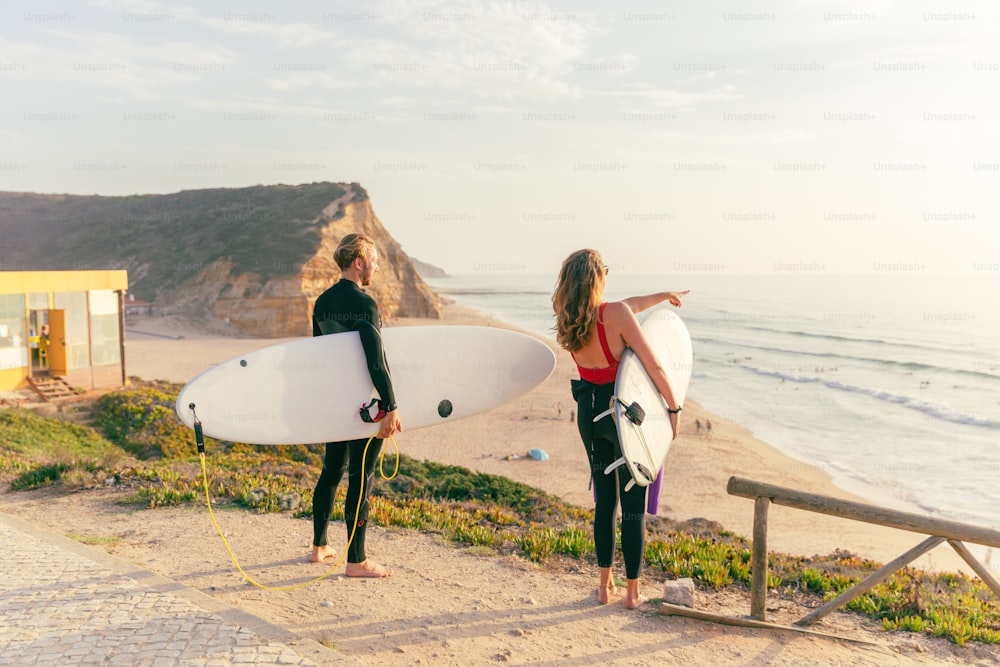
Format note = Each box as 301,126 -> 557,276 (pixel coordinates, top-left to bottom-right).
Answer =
593,408 -> 614,423
635,462 -> 655,484
604,457 -> 627,475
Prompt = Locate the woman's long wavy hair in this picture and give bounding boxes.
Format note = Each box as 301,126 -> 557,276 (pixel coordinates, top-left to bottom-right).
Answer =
552,249 -> 605,352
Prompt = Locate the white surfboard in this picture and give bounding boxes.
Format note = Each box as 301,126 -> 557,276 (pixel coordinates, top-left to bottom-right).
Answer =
175,326 -> 556,445
612,306 -> 693,486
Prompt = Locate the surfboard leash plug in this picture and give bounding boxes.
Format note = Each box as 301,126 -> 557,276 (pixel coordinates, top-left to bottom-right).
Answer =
188,403 -> 206,454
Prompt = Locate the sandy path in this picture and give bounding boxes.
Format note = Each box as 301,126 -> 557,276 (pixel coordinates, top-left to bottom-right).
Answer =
1,490 -> 992,667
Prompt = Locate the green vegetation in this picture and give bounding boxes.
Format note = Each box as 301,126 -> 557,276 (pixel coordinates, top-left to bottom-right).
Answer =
2,384 -> 999,647
65,533 -> 124,547
0,408 -> 125,491
0,182 -> 358,301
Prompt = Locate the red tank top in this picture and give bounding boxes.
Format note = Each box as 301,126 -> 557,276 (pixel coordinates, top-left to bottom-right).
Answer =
572,303 -> 619,385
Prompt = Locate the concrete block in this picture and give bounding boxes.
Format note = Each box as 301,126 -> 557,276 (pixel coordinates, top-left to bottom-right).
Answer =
662,577 -> 695,608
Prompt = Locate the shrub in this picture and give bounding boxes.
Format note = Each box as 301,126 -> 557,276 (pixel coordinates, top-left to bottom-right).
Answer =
9,463 -> 68,491
93,386 -> 194,459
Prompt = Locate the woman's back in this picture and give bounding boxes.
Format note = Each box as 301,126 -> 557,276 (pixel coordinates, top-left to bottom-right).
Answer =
571,301 -> 629,371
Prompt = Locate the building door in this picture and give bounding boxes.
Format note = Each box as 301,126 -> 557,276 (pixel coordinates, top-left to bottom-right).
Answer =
29,309 -> 48,371
47,310 -> 67,375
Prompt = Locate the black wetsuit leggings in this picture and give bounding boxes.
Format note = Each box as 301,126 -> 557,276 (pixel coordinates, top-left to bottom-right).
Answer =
312,438 -> 383,563
575,381 -> 647,580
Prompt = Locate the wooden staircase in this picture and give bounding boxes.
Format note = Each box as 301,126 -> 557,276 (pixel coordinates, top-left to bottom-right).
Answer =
28,375 -> 77,402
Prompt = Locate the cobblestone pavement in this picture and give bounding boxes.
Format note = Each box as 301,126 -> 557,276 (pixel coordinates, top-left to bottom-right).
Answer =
0,513 -> 361,667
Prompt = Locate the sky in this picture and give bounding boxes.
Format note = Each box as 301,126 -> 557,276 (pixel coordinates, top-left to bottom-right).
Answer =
1,0 -> 999,277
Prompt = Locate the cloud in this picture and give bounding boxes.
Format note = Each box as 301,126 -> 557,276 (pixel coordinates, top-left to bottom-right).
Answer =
3,28 -> 242,101
700,128 -> 815,147
76,0 -> 606,103
342,0 -> 599,99
598,83 -> 743,110
95,0 -> 338,47
180,9 -> 335,48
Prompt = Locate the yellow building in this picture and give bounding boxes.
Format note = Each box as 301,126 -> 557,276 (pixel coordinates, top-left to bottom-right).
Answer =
0,270 -> 129,393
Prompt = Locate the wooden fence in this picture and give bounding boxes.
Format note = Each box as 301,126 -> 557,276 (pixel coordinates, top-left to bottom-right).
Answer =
725,476 -> 1000,626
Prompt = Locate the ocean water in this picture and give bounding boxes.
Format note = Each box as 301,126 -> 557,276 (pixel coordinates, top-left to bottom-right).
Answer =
426,272 -> 1000,532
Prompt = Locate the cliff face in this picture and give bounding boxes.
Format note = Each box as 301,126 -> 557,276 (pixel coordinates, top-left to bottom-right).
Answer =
173,185 -> 440,337
0,181 -> 438,338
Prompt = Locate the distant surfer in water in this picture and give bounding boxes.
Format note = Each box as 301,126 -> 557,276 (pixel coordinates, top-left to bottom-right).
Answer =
309,233 -> 402,577
553,249 -> 686,608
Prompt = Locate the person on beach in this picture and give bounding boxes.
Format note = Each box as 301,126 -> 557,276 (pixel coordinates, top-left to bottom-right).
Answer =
309,233 -> 401,578
552,249 -> 686,608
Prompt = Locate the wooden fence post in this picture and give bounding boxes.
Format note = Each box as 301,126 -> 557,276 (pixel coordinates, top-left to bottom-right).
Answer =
727,477 -> 1000,628
750,495 -> 770,620
948,540 -> 1000,599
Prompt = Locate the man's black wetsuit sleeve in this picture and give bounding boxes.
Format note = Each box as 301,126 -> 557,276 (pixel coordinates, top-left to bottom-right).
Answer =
355,320 -> 396,410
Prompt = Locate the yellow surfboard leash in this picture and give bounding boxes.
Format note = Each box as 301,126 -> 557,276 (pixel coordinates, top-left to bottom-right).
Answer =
190,405 -> 399,591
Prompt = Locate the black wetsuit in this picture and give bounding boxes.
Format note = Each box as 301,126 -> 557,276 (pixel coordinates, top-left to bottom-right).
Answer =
574,379 -> 647,580
569,305 -> 646,581
311,279 -> 396,564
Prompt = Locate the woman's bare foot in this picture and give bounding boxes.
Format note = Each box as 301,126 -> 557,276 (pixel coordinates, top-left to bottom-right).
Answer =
309,545 -> 337,563
597,566 -> 616,604
624,592 -> 648,609
345,559 -> 393,578
624,579 -> 647,609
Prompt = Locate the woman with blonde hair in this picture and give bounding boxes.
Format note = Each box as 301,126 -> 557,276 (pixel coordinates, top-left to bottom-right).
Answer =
553,249 -> 687,608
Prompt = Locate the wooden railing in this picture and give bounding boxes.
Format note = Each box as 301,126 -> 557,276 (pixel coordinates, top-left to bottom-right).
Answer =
726,476 -> 1000,626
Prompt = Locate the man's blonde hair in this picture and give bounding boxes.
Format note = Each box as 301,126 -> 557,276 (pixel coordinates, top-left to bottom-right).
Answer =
334,233 -> 376,270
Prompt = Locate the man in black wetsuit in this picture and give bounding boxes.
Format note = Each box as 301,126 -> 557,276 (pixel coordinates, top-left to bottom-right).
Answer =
309,233 -> 401,578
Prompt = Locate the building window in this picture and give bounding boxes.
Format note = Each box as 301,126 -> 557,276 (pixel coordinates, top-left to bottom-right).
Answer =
0,294 -> 28,371
54,292 -> 89,370
28,292 -> 49,310
89,290 -> 121,366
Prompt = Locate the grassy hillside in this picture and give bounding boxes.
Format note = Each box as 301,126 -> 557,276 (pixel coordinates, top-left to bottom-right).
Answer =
0,182 -> 360,301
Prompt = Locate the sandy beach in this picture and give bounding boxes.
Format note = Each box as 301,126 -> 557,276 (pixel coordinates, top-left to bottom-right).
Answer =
2,304 -> 996,666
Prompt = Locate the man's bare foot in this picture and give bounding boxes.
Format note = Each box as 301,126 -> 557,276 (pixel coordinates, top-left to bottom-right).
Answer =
309,545 -> 337,563
345,560 -> 393,578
